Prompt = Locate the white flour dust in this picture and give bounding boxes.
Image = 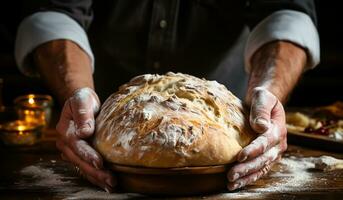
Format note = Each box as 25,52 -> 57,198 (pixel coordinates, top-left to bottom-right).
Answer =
252,156 -> 316,193
19,165 -> 73,187
16,155 -> 341,199
17,164 -> 143,199
73,87 -> 100,113
219,156 -> 320,198
64,189 -> 142,200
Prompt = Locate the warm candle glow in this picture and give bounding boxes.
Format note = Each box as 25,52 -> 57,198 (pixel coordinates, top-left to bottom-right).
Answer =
28,97 -> 35,105
14,94 -> 53,130
17,125 -> 27,132
0,120 -> 40,146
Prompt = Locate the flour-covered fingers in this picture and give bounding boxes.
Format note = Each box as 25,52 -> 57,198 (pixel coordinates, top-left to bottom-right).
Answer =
56,139 -> 115,191
83,172 -> 113,193
68,138 -> 103,170
227,163 -> 272,191
270,97 -> 286,125
70,88 -> 100,138
57,120 -> 78,144
279,135 -> 288,153
237,122 -> 285,162
249,87 -> 277,133
57,118 -> 103,170
56,119 -> 103,170
56,99 -> 73,137
228,146 -> 280,182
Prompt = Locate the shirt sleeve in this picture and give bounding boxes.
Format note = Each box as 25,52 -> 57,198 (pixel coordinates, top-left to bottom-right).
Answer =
15,11 -> 94,77
244,9 -> 320,73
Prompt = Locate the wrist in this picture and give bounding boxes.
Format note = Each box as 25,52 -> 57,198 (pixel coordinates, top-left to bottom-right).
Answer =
34,39 -> 94,104
246,41 -> 307,104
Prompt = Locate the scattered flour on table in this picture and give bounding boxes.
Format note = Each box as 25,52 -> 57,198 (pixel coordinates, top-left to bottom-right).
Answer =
64,188 -> 142,200
215,192 -> 269,199
17,156 -> 341,199
219,156 -> 319,198
17,164 -> 143,199
20,165 -> 73,187
251,156 -> 316,193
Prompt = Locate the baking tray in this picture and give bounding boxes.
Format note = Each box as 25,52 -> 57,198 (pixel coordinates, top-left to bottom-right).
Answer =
109,163 -> 228,196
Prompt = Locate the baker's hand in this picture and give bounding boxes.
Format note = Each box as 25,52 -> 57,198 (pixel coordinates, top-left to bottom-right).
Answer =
227,87 -> 287,190
55,87 -> 115,192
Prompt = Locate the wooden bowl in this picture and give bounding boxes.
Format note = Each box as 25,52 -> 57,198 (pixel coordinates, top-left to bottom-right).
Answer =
109,163 -> 229,196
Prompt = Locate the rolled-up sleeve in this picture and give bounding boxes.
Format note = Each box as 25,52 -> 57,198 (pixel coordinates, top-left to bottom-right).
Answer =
244,9 -> 320,73
15,11 -> 94,76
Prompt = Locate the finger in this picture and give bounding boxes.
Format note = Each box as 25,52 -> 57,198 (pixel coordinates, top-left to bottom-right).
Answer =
57,120 -> 78,143
279,135 -> 288,153
70,89 -> 100,138
271,99 -> 286,126
227,164 -> 272,191
56,139 -> 103,169
228,146 -> 280,182
56,99 -> 74,137
83,172 -> 113,193
56,139 -> 116,190
237,122 -> 285,161
57,123 -> 104,173
61,153 -> 68,161
68,138 -> 104,170
249,87 -> 277,133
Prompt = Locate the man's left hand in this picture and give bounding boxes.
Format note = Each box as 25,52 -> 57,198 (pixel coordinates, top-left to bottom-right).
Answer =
227,87 -> 288,190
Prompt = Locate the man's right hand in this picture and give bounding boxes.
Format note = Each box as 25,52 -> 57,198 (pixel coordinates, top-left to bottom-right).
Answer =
55,87 -> 115,192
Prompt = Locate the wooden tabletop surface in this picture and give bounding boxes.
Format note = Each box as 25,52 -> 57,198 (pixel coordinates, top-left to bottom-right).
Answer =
0,130 -> 342,200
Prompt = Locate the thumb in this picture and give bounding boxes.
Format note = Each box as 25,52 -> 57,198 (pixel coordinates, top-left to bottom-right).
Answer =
249,87 -> 277,133
70,88 -> 100,138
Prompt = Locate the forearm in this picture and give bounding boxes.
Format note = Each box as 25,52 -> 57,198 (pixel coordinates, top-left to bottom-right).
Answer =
34,39 -> 94,103
246,41 -> 307,104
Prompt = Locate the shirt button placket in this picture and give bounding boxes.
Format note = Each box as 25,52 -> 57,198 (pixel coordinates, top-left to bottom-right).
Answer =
159,20 -> 168,29
146,0 -> 173,71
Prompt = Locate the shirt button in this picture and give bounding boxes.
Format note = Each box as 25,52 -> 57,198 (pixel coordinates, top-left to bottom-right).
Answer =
159,20 -> 167,29
153,61 -> 160,69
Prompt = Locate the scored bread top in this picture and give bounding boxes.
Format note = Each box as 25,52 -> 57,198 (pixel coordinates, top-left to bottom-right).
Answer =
93,72 -> 255,168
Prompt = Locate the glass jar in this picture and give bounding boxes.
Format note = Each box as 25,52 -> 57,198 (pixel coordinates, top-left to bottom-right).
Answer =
14,94 -> 53,128
0,120 -> 42,146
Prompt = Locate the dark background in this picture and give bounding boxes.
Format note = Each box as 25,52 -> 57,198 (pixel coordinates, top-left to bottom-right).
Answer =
0,0 -> 342,108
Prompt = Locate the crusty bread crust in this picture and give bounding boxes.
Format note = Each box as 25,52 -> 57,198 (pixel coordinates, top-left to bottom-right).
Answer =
94,72 -> 256,168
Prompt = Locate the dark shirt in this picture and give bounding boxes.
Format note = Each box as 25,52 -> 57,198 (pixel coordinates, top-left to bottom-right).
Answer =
31,0 -> 316,101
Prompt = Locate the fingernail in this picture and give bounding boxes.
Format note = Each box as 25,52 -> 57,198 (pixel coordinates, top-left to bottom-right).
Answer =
233,183 -> 239,190
93,161 -> 100,170
255,118 -> 269,127
230,173 -> 239,181
228,183 -> 240,191
104,187 -> 111,193
80,126 -> 91,132
78,125 -> 91,134
238,154 -> 248,162
60,153 -> 67,161
75,129 -> 90,138
106,178 -> 114,188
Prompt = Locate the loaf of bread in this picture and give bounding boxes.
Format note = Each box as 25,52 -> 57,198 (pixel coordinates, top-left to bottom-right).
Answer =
93,72 -> 255,168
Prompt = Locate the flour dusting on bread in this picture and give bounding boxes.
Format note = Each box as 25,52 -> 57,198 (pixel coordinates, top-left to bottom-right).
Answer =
94,72 -> 255,167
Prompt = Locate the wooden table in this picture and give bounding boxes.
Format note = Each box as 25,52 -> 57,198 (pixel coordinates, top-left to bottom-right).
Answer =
0,130 -> 342,200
